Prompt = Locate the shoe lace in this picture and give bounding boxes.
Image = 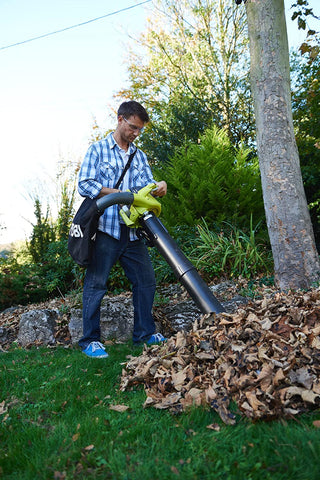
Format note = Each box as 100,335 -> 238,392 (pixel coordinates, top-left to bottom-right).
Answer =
90,341 -> 105,352
152,333 -> 164,342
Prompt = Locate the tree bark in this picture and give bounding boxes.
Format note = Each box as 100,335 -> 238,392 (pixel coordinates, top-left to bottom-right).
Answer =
246,0 -> 320,289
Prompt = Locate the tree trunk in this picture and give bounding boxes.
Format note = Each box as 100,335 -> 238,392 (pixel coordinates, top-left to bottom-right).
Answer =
245,0 -> 320,290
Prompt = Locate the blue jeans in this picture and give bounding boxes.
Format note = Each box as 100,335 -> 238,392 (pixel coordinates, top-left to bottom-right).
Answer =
78,225 -> 156,348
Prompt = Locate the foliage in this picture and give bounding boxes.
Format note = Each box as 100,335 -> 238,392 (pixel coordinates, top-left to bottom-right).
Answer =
40,240 -> 83,294
116,0 -> 255,163
107,262 -> 131,294
0,254 -> 47,310
27,198 -> 56,264
139,93 -> 214,166
0,160 -> 84,309
291,49 -> 320,248
56,179 -> 76,241
1,345 -> 320,479
192,217 -> 273,279
157,126 -> 265,230
290,0 -> 319,56
0,240 -> 84,311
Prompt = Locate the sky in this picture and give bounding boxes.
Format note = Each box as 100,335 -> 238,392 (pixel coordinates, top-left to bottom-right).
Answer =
0,0 -> 319,245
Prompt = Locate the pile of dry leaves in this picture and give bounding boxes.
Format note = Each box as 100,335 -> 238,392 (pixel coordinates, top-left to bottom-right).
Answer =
120,287 -> 320,424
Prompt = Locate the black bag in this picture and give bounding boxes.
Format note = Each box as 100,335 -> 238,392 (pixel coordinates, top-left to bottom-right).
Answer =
68,197 -> 103,267
68,148 -> 137,267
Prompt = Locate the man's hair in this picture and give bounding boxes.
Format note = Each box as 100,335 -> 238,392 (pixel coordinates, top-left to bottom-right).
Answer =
118,101 -> 150,123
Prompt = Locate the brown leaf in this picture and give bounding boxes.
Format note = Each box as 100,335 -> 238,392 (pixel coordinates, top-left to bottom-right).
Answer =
84,444 -> 95,451
256,364 -> 274,391
312,381 -> 320,394
245,391 -> 265,411
109,404 -> 129,412
181,388 -> 203,408
301,390 -> 320,404
273,368 -> 285,386
311,336 -> 320,349
54,472 -> 66,480
206,423 -> 221,431
154,392 -> 181,409
171,369 -> 187,391
236,374 -> 255,389
205,385 -> 217,402
171,466 -> 180,475
0,401 -> 8,415
175,331 -> 187,348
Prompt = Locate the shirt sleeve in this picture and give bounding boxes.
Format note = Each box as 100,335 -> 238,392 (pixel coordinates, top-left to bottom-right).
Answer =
78,144 -> 103,199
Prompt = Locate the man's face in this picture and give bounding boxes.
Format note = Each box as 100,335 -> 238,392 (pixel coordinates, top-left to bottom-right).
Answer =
118,115 -> 145,144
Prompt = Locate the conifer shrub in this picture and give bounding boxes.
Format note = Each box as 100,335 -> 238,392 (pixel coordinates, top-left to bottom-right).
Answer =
157,126 -> 265,231
0,255 -> 47,310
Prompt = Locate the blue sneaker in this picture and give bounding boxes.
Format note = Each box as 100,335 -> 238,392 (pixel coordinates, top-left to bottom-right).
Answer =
146,333 -> 167,344
82,341 -> 109,358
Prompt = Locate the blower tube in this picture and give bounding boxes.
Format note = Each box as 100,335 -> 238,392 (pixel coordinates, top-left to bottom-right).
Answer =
139,212 -> 225,314
96,192 -> 134,213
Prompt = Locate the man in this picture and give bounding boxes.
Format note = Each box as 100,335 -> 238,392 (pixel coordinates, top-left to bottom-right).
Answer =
78,101 -> 167,358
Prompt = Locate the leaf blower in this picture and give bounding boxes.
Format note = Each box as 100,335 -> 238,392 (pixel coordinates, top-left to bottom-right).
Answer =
96,183 -> 224,314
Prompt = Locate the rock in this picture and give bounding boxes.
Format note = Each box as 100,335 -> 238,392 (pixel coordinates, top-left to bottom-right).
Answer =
18,310 -> 58,347
223,294 -> 248,312
0,326 -> 10,344
160,300 -> 201,332
69,295 -> 135,344
156,282 -> 248,334
1,306 -> 21,315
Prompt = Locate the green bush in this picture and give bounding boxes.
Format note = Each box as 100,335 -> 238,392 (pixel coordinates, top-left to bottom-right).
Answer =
107,262 -> 131,294
0,240 -> 83,310
192,217 -> 273,280
40,240 -> 83,294
0,256 -> 47,310
157,126 -> 265,230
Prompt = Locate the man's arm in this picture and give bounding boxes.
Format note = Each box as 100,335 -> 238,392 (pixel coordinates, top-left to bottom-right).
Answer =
97,187 -> 121,198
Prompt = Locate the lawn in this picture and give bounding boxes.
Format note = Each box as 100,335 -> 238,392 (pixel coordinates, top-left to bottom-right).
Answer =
1,344 -> 320,480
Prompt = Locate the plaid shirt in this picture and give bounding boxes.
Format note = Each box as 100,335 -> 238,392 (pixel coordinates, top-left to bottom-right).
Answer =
78,133 -> 155,240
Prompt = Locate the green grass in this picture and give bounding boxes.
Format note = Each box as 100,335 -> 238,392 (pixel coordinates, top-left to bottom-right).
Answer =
1,345 -> 320,480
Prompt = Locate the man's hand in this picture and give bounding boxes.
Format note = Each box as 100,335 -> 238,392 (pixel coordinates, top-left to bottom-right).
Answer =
153,181 -> 167,197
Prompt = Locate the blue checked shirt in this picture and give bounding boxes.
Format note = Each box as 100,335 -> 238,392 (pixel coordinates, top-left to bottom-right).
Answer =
78,132 -> 155,241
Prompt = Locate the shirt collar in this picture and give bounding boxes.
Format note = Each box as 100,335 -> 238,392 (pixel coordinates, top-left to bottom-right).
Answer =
107,132 -> 136,154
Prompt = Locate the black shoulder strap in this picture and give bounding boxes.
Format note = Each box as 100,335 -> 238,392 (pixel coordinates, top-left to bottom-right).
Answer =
115,147 -> 137,189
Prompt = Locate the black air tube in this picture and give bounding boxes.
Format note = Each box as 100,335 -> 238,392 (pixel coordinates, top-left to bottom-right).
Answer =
139,212 -> 225,314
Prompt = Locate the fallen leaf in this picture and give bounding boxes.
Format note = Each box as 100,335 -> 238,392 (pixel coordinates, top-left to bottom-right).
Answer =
245,391 -> 266,411
171,466 -> 179,475
109,404 -> 129,412
206,423 -> 221,431
0,401 -> 8,415
84,444 -> 95,451
273,368 -> 285,386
